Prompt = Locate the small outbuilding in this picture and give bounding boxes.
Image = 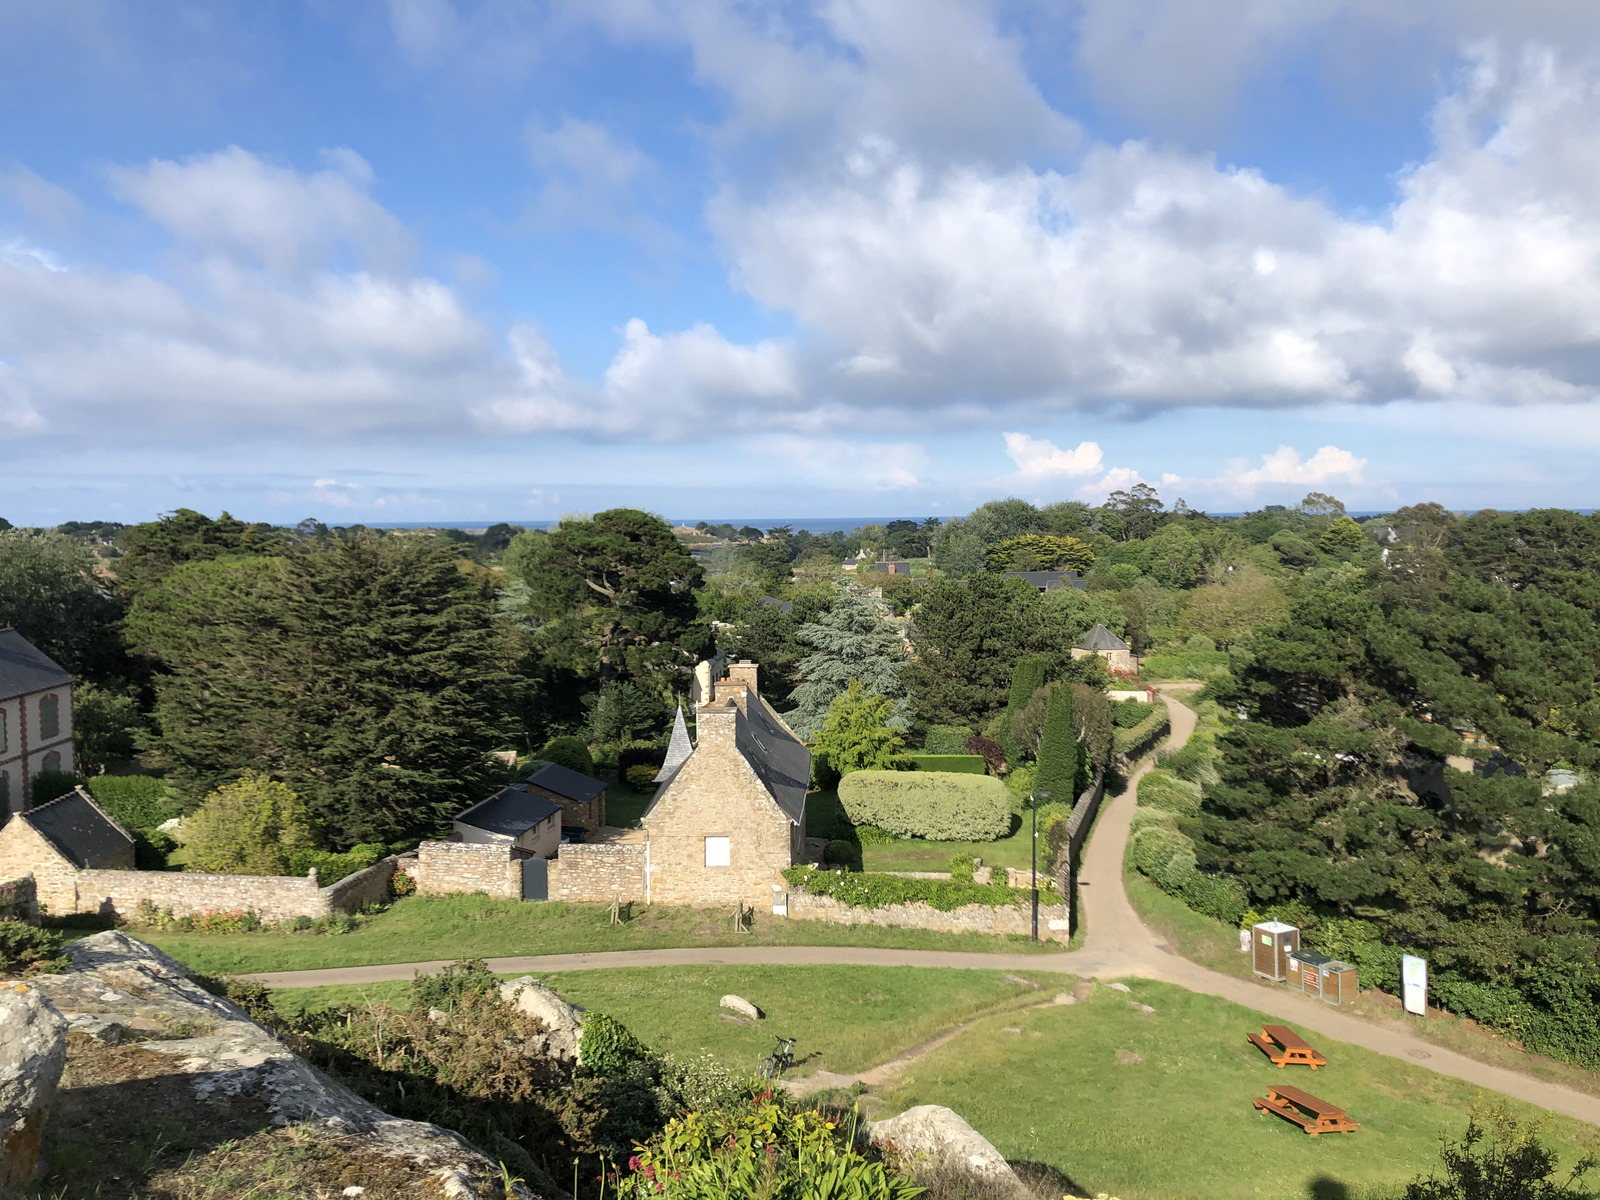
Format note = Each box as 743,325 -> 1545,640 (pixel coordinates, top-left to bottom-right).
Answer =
1071,624 -> 1137,673
524,762 -> 607,833
0,787 -> 135,912
453,784 -> 562,858
1251,920 -> 1301,981
1289,949 -> 1358,1005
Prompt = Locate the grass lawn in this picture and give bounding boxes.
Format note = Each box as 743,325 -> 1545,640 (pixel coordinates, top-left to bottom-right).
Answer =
605,778 -> 654,827
139,893 -> 1068,976
875,977 -> 1599,1200
270,965 -> 1063,1080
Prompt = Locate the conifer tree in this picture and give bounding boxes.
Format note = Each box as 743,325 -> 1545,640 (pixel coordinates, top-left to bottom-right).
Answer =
1033,684 -> 1079,803
786,584 -> 905,739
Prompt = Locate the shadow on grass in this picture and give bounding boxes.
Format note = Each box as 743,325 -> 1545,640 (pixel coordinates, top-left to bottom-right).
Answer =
1307,1177 -> 1355,1200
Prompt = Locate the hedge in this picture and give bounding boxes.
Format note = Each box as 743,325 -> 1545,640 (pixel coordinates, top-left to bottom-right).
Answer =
1111,699 -> 1157,728
85,776 -> 181,832
1113,708 -> 1170,759
288,843 -> 388,886
902,754 -> 988,775
1128,824 -> 1193,875
838,771 -> 1011,841
783,865 -> 1021,910
923,725 -> 974,755
1136,769 -> 1202,816
1137,652 -> 1231,681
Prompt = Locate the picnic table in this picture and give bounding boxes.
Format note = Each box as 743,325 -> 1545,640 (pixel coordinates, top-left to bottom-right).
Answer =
1253,1085 -> 1359,1136
1246,1024 -> 1327,1069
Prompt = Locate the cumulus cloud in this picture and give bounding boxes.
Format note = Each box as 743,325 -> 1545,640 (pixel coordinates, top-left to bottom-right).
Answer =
1154,444 -> 1367,500
744,435 -> 927,491
525,116 -> 674,242
1003,433 -> 1104,478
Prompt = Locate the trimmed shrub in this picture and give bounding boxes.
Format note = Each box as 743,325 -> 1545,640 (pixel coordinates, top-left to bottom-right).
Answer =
1033,685 -> 1078,803
289,842 -> 387,885
1007,656 -> 1048,713
85,775 -> 181,831
539,736 -> 595,775
923,725 -> 974,755
784,865 -> 1020,910
902,754 -> 987,774
823,839 -> 862,870
1114,708 -> 1170,759
854,824 -> 894,845
837,771 -> 1011,841
1137,769 -> 1202,816
1129,823 -> 1193,875
1111,699 -> 1157,728
624,764 -> 660,791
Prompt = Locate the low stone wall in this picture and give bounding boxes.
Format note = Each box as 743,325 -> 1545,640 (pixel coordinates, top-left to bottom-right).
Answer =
323,855 -> 400,912
787,891 -> 1071,941
73,869 -> 332,924
413,840 -> 521,900
549,839 -> 646,903
0,875 -> 38,924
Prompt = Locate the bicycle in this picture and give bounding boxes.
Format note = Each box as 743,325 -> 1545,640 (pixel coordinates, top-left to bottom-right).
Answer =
757,1036 -> 797,1080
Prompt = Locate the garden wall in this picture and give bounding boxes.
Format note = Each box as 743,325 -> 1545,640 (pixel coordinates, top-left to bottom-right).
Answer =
0,876 -> 37,924
786,891 -> 1070,941
73,868 -> 332,923
413,840 -> 521,900
548,837 -> 646,903
323,855 -> 401,911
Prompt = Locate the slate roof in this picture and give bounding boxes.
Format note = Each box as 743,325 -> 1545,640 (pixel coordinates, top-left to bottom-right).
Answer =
525,762 -> 607,804
455,784 -> 563,837
1076,623 -> 1128,651
736,693 -> 810,824
21,788 -> 134,868
0,630 -> 72,702
655,705 -> 694,783
1004,570 -> 1086,592
759,595 -> 793,614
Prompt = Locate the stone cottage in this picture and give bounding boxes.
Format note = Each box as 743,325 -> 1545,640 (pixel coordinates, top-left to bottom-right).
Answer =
1071,623 -> 1137,674
453,783 -> 562,858
0,630 -> 75,814
0,788 -> 135,912
524,762 -> 607,833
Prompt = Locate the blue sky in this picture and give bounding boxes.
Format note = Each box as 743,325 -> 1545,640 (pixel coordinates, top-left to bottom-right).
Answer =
3,1 -> 1600,526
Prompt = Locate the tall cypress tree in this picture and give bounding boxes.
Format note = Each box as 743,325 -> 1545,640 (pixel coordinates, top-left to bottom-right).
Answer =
1033,684 -> 1079,803
1007,656 -> 1048,713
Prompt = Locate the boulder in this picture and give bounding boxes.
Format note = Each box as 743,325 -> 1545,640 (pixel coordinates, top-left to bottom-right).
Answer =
498,977 -> 585,1065
869,1105 -> 1028,1197
0,982 -> 68,1185
720,994 -> 763,1021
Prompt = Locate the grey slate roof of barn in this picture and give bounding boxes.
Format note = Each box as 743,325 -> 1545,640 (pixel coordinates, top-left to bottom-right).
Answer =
455,784 -> 563,837
736,693 -> 809,824
1075,623 -> 1128,652
0,630 -> 73,702
21,788 -> 134,868
525,762 -> 607,804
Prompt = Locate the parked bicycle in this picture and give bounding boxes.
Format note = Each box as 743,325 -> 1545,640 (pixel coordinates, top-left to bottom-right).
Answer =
757,1036 -> 797,1080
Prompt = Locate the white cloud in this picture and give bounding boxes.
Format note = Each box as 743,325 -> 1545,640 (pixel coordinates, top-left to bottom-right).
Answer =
1077,466 -> 1144,501
744,435 -> 927,491
1150,444 -> 1368,502
1002,433 -> 1104,478
525,116 -> 673,242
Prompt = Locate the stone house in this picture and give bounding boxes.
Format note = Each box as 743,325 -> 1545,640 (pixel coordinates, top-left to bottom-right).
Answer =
1004,570 -> 1086,593
453,784 -> 561,858
1071,623 -> 1137,673
637,659 -> 810,906
0,630 -> 75,814
524,762 -> 606,833
0,788 -> 135,912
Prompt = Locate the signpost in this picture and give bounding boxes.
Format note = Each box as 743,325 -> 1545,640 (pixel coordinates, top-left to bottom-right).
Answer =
1402,954 -> 1428,1016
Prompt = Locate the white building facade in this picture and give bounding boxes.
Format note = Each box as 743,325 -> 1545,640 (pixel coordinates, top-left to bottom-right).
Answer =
0,630 -> 75,814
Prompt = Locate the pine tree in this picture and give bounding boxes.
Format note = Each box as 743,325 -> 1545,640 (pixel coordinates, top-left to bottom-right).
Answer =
786,584 -> 906,739
1033,684 -> 1079,804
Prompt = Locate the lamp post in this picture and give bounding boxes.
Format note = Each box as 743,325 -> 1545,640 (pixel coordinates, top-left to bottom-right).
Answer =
1031,790 -> 1050,942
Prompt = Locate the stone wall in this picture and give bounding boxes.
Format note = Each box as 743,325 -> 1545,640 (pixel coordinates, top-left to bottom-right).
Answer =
0,820 -> 77,914
323,855 -> 400,912
413,840 -> 521,899
526,783 -> 605,831
787,891 -> 1071,941
73,868 -> 332,923
548,836 -> 645,903
0,875 -> 37,924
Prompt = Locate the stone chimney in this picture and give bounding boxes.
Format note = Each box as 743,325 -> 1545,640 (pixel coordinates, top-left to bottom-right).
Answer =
724,659 -> 759,694
695,699 -> 740,748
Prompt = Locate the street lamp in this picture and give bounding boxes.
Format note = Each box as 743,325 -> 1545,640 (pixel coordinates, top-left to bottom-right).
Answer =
1030,790 -> 1050,941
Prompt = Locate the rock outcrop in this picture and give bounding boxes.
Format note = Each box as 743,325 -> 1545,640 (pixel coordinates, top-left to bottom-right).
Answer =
29,931 -> 532,1196
870,1104 -> 1029,1197
719,994 -> 763,1020
498,976 -> 585,1067
0,982 -> 67,1185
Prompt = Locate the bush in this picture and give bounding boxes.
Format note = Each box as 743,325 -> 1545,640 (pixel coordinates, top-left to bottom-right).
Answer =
1111,699 -> 1157,728
618,745 -> 667,776
964,734 -> 1007,775
408,958 -> 500,1013
0,922 -> 67,976
823,839 -> 862,870
85,775 -> 181,831
923,725 -> 974,755
539,736 -> 595,775
1129,823 -> 1193,875
901,754 -> 987,774
579,1011 -> 649,1076
1403,1108 -> 1595,1200
1154,741 -> 1207,781
949,854 -> 976,882
288,842 -> 387,885
838,771 -> 1011,841
1137,652 -> 1232,681
390,868 -> 417,897
1137,769 -> 1202,816
1129,805 -> 1178,835
624,764 -> 660,791
28,769 -> 78,808
854,824 -> 894,845
1184,634 -> 1217,653
185,773 -> 319,876
784,865 -> 1020,910
1114,708 -> 1171,759
1033,685 -> 1078,803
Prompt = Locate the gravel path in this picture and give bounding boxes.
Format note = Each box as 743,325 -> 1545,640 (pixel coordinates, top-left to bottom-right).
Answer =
241,691 -> 1600,1125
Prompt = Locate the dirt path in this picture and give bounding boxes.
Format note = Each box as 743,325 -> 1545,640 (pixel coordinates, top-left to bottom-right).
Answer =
241,692 -> 1600,1125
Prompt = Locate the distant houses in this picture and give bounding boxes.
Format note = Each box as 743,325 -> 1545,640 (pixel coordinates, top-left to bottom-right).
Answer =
1072,623 -> 1137,673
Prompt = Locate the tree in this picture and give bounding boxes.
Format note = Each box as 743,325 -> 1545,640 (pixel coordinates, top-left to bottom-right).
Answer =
1032,685 -> 1079,802
986,534 -> 1094,573
587,681 -> 666,744
539,736 -> 595,775
931,521 -> 987,579
1299,492 -> 1346,517
115,508 -> 283,599
1404,1108 -> 1594,1200
1144,522 -> 1206,588
786,584 -> 906,739
1103,483 -> 1164,540
73,682 -> 143,775
184,772 -> 319,875
0,530 -> 125,682
505,510 -> 709,694
1319,515 -> 1367,554
811,681 -> 905,781
1177,567 -> 1288,648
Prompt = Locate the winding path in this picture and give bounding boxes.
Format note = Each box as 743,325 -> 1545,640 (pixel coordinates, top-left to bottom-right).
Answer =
241,694 -> 1600,1125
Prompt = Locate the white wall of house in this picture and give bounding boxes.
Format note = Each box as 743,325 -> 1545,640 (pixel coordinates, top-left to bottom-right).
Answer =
0,684 -> 74,814
452,812 -> 560,859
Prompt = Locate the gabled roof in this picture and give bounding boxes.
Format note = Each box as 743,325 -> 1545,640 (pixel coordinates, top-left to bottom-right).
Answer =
655,705 -> 694,783
759,595 -> 793,614
455,784 -> 562,837
525,761 -> 607,804
1004,570 -> 1086,592
1076,623 -> 1128,651
20,787 -> 134,868
737,693 -> 809,824
0,630 -> 72,702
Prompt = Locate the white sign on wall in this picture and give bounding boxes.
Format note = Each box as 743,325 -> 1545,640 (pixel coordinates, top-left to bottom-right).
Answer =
1402,954 -> 1428,1016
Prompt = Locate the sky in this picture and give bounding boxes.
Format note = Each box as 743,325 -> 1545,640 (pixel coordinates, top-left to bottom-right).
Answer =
4,1 -> 1600,526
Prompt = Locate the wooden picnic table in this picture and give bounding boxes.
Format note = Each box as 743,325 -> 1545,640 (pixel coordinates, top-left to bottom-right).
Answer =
1246,1024 -> 1327,1069
1253,1084 -> 1359,1136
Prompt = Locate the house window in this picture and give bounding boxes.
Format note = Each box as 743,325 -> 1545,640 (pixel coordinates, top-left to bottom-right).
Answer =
39,695 -> 59,739
704,836 -> 731,867
42,751 -> 61,775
